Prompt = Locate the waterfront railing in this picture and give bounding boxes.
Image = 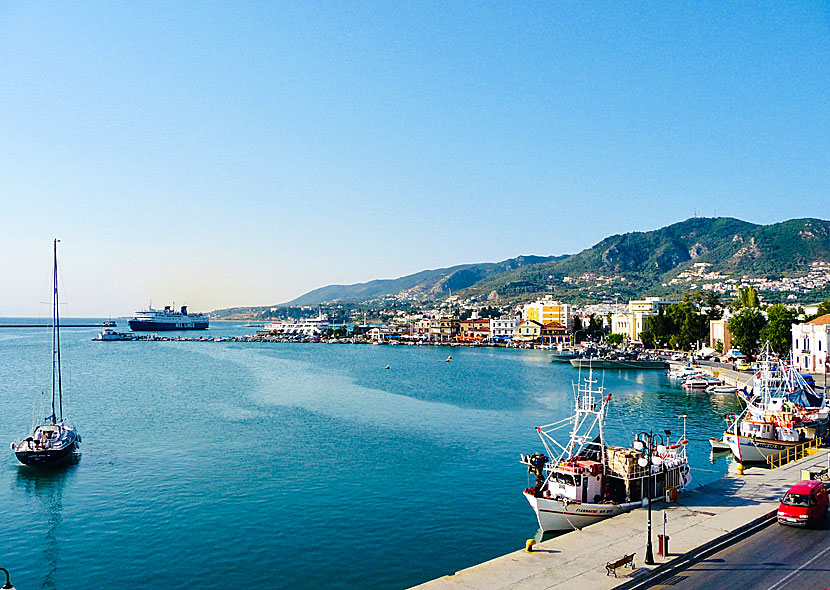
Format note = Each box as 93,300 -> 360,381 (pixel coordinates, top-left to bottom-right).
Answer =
766,437 -> 824,469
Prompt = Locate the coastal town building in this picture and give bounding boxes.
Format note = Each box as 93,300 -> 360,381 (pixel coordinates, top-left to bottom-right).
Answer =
541,321 -> 570,346
367,327 -> 400,342
490,316 -> 520,341
459,317 -> 490,341
515,319 -> 543,343
520,296 -> 573,330
412,319 -> 431,339
792,314 -> 830,374
709,318 -> 734,354
611,297 -> 676,341
430,316 -> 460,342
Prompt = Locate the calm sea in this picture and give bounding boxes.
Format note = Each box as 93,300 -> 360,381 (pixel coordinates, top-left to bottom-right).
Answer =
0,320 -> 740,589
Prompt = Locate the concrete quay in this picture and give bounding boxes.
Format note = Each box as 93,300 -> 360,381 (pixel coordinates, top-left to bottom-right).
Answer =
412,448 -> 830,590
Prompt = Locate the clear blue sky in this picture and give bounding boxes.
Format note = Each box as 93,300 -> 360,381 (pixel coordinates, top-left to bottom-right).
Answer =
1,2 -> 827,316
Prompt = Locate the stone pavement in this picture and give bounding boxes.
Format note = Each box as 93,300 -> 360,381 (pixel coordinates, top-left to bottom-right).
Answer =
412,448 -> 830,590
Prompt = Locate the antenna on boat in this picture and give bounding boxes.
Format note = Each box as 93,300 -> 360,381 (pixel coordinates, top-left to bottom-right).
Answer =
678,414 -> 688,443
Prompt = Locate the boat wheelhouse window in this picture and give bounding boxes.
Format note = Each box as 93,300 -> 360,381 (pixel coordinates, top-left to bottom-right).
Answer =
553,472 -> 577,486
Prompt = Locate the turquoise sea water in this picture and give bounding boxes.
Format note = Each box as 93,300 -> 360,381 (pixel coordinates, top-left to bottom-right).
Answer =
0,321 -> 740,589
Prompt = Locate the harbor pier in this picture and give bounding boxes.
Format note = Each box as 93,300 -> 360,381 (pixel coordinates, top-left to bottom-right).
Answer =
412,448 -> 830,590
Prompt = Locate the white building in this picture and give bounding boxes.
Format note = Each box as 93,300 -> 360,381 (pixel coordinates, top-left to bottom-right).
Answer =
490,317 -> 520,340
792,314 -> 830,373
611,296 -> 676,341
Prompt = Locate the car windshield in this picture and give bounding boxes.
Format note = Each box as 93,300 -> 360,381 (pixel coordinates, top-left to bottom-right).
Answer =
782,492 -> 812,506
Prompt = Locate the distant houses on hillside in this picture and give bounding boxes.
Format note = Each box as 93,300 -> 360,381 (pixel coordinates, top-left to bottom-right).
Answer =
256,294 -> 830,374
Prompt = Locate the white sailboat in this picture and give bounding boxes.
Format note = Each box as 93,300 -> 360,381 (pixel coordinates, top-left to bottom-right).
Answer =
11,239 -> 82,466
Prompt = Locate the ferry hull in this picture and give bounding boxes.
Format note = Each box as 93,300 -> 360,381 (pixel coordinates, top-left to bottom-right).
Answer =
128,320 -> 209,331
524,492 -> 641,532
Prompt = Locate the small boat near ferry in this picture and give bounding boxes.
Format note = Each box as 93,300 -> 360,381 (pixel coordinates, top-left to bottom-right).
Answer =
94,328 -> 135,341
520,369 -> 691,532
129,304 -> 209,331
11,239 -> 82,466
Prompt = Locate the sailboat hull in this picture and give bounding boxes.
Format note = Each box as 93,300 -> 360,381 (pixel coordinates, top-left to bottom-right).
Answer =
13,426 -> 81,467
15,443 -> 79,466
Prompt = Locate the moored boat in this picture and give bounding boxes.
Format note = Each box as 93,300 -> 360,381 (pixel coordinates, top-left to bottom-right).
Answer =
520,369 -> 691,532
94,328 -> 135,341
569,358 -> 667,370
723,344 -> 829,463
11,240 -> 82,467
709,437 -> 730,452
707,384 -> 737,395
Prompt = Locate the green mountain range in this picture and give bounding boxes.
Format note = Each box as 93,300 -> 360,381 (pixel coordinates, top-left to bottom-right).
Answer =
215,217 -> 830,316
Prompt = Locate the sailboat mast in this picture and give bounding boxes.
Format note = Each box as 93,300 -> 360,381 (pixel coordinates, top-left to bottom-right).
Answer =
53,238 -> 63,423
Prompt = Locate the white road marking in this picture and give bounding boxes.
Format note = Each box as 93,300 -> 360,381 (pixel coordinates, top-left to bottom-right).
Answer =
765,541 -> 830,590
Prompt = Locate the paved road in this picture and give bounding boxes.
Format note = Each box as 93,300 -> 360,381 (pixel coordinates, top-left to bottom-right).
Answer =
646,518 -> 830,589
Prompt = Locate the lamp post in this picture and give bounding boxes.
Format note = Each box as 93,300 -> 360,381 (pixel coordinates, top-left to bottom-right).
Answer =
633,430 -> 670,565
0,568 -> 15,590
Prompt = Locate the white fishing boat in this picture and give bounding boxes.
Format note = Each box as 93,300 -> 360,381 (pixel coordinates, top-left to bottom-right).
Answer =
723,344 -> 829,463
709,437 -> 730,452
520,369 -> 691,532
667,365 -> 704,379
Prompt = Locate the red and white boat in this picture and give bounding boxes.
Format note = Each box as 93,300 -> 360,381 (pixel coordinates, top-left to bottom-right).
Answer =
520,369 -> 691,532
724,345 -> 829,463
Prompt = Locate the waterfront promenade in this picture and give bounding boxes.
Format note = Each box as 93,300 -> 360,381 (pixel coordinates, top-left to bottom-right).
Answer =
413,447 -> 830,590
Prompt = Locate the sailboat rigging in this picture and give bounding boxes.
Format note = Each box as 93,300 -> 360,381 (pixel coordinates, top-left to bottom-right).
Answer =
11,239 -> 82,466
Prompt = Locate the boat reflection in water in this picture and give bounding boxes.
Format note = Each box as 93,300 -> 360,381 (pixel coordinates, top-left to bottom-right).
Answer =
15,463 -> 78,590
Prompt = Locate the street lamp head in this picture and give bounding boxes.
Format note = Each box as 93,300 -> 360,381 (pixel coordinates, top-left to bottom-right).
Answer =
652,456 -> 663,466
637,457 -> 649,468
633,440 -> 645,451
0,568 -> 14,590
656,444 -> 667,455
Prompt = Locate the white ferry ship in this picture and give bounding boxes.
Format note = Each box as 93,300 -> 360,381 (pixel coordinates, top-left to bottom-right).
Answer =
257,314 -> 331,338
129,305 -> 209,331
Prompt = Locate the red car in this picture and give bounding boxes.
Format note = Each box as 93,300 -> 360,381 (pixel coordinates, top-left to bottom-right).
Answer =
777,480 -> 829,527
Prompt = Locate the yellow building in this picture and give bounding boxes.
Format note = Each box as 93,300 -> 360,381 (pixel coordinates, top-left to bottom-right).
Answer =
515,320 -> 543,343
521,296 -> 573,330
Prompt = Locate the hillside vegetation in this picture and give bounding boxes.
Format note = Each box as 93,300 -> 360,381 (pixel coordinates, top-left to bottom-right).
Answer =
213,217 -> 830,315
